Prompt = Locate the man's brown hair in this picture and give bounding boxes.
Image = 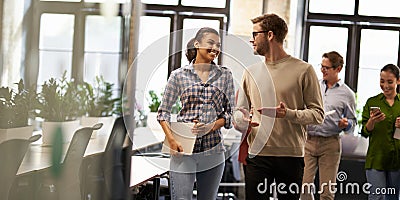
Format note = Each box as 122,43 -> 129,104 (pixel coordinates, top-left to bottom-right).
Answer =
251,13 -> 288,44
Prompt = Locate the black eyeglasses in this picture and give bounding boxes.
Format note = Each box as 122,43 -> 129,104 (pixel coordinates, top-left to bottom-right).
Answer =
252,31 -> 269,39
319,64 -> 335,70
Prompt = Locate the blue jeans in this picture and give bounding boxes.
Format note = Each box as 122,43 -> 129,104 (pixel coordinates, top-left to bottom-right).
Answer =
366,169 -> 400,200
169,152 -> 225,200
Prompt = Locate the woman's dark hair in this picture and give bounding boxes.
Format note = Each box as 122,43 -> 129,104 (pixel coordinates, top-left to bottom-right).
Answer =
381,64 -> 400,93
185,27 -> 219,62
381,64 -> 400,79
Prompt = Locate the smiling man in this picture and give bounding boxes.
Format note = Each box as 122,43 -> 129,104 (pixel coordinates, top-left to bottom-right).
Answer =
301,51 -> 357,200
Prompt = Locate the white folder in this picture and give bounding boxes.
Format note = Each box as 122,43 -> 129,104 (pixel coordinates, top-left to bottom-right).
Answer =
161,122 -> 197,154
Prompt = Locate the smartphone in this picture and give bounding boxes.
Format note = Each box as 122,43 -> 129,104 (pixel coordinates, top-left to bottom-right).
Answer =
370,106 -> 381,114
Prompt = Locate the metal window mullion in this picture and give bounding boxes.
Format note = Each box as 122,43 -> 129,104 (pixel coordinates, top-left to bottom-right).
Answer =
71,11 -> 85,83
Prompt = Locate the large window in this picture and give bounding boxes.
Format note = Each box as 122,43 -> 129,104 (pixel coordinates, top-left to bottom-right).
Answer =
302,0 -> 400,121
27,0 -> 130,91
136,0 -> 230,112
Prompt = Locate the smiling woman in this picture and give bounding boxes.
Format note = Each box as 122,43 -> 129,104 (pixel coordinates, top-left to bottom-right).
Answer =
360,63 -> 400,200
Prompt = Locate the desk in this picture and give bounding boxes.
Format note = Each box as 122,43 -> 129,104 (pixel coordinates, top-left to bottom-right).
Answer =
16,126 -> 240,199
130,156 -> 170,200
18,127 -> 165,175
17,131 -> 112,175
131,127 -> 165,150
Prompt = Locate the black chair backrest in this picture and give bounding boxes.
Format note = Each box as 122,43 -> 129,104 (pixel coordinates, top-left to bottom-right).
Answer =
0,134 -> 41,200
103,116 -> 128,199
58,123 -> 102,200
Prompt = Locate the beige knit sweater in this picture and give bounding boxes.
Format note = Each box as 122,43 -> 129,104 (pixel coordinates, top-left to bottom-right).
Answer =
236,55 -> 324,157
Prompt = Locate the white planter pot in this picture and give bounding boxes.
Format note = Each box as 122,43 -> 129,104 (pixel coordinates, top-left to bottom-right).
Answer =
0,126 -> 34,144
80,116 -> 115,138
146,112 -> 162,130
42,120 -> 80,144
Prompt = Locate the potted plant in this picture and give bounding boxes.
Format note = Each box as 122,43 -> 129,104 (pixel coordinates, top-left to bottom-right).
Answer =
80,76 -> 120,137
146,90 -> 161,130
146,90 -> 181,129
37,71 -> 86,144
0,79 -> 37,143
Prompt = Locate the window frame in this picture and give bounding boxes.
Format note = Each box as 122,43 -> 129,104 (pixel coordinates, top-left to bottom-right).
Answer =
25,0 -> 130,88
142,0 -> 230,77
302,0 -> 400,92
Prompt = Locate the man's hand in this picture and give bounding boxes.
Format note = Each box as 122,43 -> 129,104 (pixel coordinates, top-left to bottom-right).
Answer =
233,107 -> 259,133
257,102 -> 287,118
338,118 -> 349,129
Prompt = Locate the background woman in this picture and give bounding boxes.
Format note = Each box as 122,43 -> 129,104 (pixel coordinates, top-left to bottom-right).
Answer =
157,27 -> 235,200
361,63 -> 400,200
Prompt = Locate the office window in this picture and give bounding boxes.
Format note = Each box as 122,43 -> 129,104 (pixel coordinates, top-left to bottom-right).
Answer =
136,16 -> 171,110
137,0 -> 229,113
181,0 -> 226,8
141,0 -> 178,5
181,18 -> 221,66
308,0 -> 354,15
303,0 -> 400,111
85,0 -> 127,2
38,14 -> 74,85
307,26 -> 348,81
40,0 -> 80,1
357,29 -> 399,107
84,15 -> 122,87
359,0 -> 400,17
29,0 -> 129,93
302,0 -> 400,135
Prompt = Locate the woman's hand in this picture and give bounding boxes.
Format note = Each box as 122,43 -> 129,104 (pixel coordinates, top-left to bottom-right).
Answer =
369,109 -> 385,123
395,117 -> 400,128
365,109 -> 386,131
167,137 -> 184,156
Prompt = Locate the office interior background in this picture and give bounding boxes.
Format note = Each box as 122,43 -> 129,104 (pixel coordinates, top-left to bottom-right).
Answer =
2,0 -> 400,125
1,0 -> 400,199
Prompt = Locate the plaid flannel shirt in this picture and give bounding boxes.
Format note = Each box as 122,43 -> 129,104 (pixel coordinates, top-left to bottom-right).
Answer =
157,62 -> 235,153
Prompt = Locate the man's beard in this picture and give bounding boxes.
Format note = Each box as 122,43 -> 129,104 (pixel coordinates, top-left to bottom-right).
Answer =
254,42 -> 269,56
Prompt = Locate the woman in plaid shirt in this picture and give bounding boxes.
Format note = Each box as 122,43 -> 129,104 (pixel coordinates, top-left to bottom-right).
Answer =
157,27 -> 235,200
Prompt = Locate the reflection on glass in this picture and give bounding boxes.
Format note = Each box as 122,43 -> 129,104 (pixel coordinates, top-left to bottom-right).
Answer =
136,16 -> 171,112
309,0 -> 354,15
308,26 -> 348,81
182,18 -> 220,65
38,14 -> 74,85
359,0 -> 400,17
84,15 -> 122,88
141,0 -> 178,5
181,0 -> 226,8
357,29 -> 399,110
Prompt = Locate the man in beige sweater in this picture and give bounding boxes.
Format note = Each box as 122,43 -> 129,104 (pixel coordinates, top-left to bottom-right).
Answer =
234,13 -> 324,200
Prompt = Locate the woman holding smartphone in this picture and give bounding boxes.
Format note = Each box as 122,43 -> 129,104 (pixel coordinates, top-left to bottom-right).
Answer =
157,27 -> 235,200
361,64 -> 400,200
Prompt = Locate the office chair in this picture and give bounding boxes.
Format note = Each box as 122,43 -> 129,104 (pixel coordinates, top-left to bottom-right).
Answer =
36,123 -> 102,200
83,116 -> 128,200
0,134 -> 41,200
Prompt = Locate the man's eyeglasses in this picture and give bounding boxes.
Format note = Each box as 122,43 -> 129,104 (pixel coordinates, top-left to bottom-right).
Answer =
252,31 -> 269,39
319,64 -> 335,70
